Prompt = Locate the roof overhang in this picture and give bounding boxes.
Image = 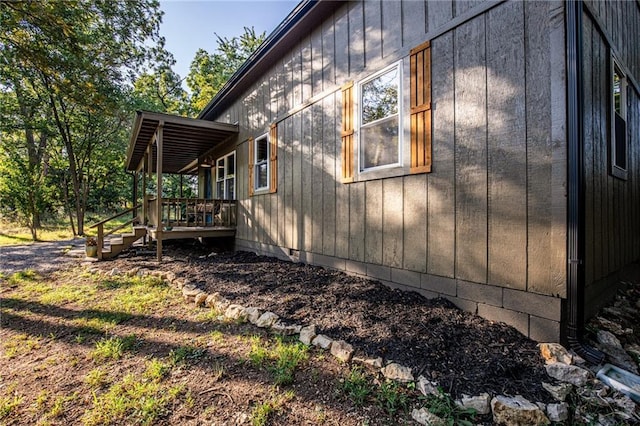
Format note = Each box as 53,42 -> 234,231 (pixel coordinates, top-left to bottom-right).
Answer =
126,111 -> 238,174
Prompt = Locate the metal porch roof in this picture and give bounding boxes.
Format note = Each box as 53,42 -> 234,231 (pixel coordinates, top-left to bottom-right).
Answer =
126,111 -> 238,174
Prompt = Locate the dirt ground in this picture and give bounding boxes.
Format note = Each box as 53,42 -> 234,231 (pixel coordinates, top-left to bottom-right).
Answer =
108,241 -> 552,403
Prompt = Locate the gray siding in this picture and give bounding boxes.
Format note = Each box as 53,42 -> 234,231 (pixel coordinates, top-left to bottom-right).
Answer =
581,2 -> 640,314
212,0 -> 567,340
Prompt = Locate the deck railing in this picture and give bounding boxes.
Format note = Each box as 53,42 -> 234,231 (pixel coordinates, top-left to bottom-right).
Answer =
89,204 -> 142,259
147,198 -> 237,228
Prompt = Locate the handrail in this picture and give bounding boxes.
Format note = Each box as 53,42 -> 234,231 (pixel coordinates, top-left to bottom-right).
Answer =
89,204 -> 142,229
103,218 -> 136,239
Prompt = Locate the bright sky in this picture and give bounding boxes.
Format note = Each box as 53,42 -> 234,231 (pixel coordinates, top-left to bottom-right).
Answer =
159,0 -> 299,80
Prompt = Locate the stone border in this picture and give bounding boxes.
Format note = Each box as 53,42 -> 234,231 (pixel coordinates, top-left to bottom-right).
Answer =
92,266 -> 639,425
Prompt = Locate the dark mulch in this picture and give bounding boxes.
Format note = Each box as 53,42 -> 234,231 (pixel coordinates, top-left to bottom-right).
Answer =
114,241 -> 553,403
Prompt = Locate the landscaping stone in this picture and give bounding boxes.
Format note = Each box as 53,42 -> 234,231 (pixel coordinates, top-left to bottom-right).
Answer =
541,382 -> 573,402
214,298 -> 231,312
538,343 -> 573,365
205,293 -> 219,308
244,307 -> 262,324
381,362 -> 413,383
455,393 -> 491,415
172,278 -> 186,289
164,271 -> 176,282
545,362 -> 590,386
416,376 -> 440,397
546,403 -> 569,422
271,321 -> 301,335
352,356 -> 383,368
491,395 -> 550,426
330,340 -> 354,362
311,334 -> 333,350
597,330 -> 623,348
299,325 -> 316,345
224,304 -> 247,320
194,292 -> 207,307
411,407 -> 446,426
255,311 -> 279,328
127,267 -> 139,276
594,316 -> 628,335
108,267 -> 120,276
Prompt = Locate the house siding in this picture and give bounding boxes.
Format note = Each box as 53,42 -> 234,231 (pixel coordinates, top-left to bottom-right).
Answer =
210,0 -> 567,341
581,2 -> 640,319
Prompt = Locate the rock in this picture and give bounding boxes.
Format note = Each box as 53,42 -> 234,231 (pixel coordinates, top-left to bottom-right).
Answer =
411,407 -> 446,426
597,330 -> 623,348
416,376 -> 440,397
164,271 -> 176,282
381,363 -> 414,383
136,269 -> 149,277
330,340 -> 354,362
127,267 -> 140,276
352,357 -> 384,369
194,292 -> 208,307
224,304 -> 247,321
299,325 -> 316,345
311,334 -> 333,350
182,284 -> 201,297
255,311 -> 279,328
611,395 -> 636,414
455,393 -> 491,415
272,321 -> 302,335
214,298 -> 231,312
594,317 -> 628,335
541,382 -> 573,402
599,344 -> 639,374
108,268 -> 120,276
545,362 -> 590,386
244,307 -> 262,324
205,293 -> 219,308
538,343 -> 573,365
491,395 -> 550,426
546,403 -> 569,422
173,278 -> 186,289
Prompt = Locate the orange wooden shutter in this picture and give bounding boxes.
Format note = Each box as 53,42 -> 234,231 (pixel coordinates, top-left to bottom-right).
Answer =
248,137 -> 254,197
410,40 -> 432,174
269,123 -> 278,193
341,81 -> 354,183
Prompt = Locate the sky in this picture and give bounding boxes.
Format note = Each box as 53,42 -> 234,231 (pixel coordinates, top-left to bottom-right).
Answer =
159,0 -> 299,80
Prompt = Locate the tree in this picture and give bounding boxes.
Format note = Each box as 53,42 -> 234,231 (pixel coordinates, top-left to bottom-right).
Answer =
1,0 -> 168,235
186,27 -> 266,113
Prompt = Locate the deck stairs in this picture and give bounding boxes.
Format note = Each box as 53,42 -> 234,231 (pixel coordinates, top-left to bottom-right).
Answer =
100,226 -> 147,260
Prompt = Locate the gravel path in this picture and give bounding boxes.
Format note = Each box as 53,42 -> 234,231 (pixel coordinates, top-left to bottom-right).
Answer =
0,238 -> 87,275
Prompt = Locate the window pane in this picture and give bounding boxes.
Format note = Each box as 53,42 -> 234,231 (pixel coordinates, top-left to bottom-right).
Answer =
361,68 -> 398,125
216,181 -> 224,198
615,113 -> 626,169
227,153 -> 235,176
361,115 -> 399,169
256,163 -> 268,188
217,159 -> 224,180
226,178 -> 235,200
256,138 -> 268,162
613,70 -> 622,114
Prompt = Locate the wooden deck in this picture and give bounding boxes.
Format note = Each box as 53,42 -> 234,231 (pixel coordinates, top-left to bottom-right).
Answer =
147,226 -> 235,241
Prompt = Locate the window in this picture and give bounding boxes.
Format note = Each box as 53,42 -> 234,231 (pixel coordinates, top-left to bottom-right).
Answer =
248,124 -> 277,196
216,151 -> 235,200
254,134 -> 269,191
611,59 -> 627,179
358,63 -> 401,171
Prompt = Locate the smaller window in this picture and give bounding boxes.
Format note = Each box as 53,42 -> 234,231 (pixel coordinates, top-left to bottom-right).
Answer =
358,63 -> 401,172
610,60 -> 627,179
216,151 -> 235,200
254,134 -> 270,191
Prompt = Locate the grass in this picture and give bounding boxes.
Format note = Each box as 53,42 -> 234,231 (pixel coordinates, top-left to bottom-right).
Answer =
250,390 -> 295,426
2,333 -> 42,359
249,336 -> 309,386
0,394 -> 22,419
340,366 -> 373,406
85,368 -> 110,389
0,223 -> 72,246
169,345 -> 207,366
420,388 -> 477,426
91,335 -> 137,361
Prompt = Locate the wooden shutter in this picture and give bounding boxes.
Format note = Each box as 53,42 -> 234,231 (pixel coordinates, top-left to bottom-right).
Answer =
410,41 -> 432,174
269,123 -> 278,193
248,137 -> 254,197
341,81 -> 355,183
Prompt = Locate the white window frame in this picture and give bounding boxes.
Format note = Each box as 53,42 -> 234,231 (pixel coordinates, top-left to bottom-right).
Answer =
357,61 -> 403,174
610,56 -> 628,180
253,133 -> 270,192
216,151 -> 236,200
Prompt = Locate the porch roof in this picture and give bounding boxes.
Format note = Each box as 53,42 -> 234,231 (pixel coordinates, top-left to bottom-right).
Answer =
125,111 -> 238,174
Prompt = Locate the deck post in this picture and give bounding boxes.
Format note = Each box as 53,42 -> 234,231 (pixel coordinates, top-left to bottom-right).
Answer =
132,171 -> 138,221
156,122 -> 164,262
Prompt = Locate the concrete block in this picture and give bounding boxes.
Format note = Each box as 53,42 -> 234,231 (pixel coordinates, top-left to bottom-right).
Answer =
345,260 -> 367,276
457,279 -> 503,306
503,288 -> 561,321
422,274 -> 456,296
477,304 -> 529,337
313,253 -> 346,271
443,295 -> 478,315
366,263 -> 391,281
391,268 -> 421,288
529,315 -> 561,343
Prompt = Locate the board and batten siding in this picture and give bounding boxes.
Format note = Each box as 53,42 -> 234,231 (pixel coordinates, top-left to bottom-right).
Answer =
214,0 -> 567,341
581,3 -> 640,319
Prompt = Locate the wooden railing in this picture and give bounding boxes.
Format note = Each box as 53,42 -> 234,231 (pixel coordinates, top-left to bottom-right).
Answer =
89,204 -> 142,259
147,198 -> 237,228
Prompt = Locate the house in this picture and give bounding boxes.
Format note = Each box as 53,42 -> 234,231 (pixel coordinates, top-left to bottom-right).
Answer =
125,0 -> 640,356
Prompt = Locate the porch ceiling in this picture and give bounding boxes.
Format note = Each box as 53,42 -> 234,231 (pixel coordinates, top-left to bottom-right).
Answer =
126,111 -> 238,174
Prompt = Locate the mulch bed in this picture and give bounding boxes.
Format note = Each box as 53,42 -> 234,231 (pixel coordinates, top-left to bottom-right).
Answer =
111,241 -> 553,403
